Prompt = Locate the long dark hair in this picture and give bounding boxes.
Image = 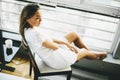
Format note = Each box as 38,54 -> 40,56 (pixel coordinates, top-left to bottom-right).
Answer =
19,3 -> 40,38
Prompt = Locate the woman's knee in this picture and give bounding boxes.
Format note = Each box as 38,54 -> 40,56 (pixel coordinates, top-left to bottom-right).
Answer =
65,32 -> 78,43
70,32 -> 78,38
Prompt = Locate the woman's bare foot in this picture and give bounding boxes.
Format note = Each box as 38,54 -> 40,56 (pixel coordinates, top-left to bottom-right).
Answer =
86,51 -> 107,60
97,52 -> 107,60
76,48 -> 107,60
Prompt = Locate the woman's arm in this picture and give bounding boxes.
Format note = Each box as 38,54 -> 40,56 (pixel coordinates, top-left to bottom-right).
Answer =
42,40 -> 59,50
53,39 -> 78,53
53,39 -> 67,45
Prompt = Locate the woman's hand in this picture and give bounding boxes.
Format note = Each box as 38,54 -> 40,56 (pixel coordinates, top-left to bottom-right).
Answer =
42,40 -> 59,50
53,39 -> 78,53
66,43 -> 78,53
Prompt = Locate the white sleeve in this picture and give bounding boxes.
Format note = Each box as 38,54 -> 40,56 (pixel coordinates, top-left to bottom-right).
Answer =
25,28 -> 46,48
35,29 -> 46,47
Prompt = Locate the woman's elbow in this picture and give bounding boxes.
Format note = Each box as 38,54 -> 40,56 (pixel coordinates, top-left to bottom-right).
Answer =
52,44 -> 59,50
52,47 -> 58,50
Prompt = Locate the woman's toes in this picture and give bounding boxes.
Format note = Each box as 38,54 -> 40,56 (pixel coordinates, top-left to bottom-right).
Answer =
99,53 -> 107,60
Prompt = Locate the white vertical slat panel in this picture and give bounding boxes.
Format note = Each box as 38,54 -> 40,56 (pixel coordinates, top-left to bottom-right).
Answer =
84,28 -> 115,41
41,6 -> 119,51
56,7 -> 119,23
56,7 -> 118,33
1,0 -> 119,52
83,37 -> 112,50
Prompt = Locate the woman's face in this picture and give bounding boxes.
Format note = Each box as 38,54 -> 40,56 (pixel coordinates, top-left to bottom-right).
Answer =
27,10 -> 41,27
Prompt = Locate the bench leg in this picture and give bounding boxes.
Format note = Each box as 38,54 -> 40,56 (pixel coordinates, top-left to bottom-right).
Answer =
29,60 -> 32,76
67,71 -> 72,80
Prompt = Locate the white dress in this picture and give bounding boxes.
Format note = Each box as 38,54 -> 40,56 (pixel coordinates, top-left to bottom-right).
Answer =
25,27 -> 77,69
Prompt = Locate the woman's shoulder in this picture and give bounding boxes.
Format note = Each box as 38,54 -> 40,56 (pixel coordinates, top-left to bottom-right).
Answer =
25,27 -> 38,33
24,28 -> 36,38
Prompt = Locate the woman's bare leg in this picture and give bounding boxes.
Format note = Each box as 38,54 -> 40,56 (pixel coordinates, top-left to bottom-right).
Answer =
65,32 -> 89,50
64,32 -> 107,61
76,48 -> 107,61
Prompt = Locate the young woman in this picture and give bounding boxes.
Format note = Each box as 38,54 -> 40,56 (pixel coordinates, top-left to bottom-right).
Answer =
19,3 -> 107,69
